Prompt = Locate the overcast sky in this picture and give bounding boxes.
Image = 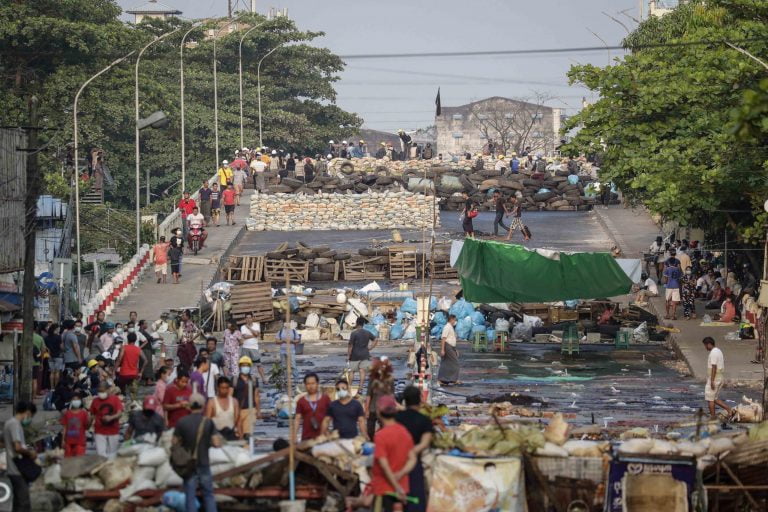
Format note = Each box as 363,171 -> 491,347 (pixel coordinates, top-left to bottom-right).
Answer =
118,0 -> 637,132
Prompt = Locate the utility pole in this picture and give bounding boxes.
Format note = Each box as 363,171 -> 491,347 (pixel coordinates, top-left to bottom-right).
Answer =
17,96 -> 40,405
228,0 -> 233,18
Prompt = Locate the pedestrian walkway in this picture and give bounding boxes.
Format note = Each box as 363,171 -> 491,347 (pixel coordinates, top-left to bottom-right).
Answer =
595,205 -> 762,386
109,191 -> 253,323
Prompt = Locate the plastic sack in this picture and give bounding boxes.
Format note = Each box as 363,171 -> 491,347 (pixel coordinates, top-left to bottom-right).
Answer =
486,328 -> 496,340
400,297 -> 418,314
449,298 -> 475,319
209,447 -> 230,465
438,296 -> 452,311
433,311 -> 447,327
702,314 -> 713,323
471,325 -> 486,335
390,322 -> 404,340
537,188 -> 551,194
495,318 -> 510,332
137,446 -> 167,467
430,296 -> 438,311
470,311 -> 486,326
430,324 -> 443,337
371,313 -> 386,326
567,174 -> 579,185
395,309 -> 405,322
364,324 -> 379,338
565,299 -> 579,308
633,322 -> 649,343
163,490 -> 197,512
403,323 -> 417,339
455,317 -> 473,340
511,323 -> 532,341
288,296 -> 300,313
523,314 -> 543,327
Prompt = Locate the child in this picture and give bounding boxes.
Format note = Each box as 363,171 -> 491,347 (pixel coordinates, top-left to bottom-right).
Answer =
60,391 -> 89,456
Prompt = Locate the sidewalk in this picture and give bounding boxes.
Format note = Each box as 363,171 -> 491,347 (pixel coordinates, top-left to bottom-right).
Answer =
594,205 -> 762,387
109,191 -> 253,322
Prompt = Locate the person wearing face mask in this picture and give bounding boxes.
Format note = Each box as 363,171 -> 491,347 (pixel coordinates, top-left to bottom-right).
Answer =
73,320 -> 87,361
4,401 -> 38,512
99,322 -> 115,353
322,379 -> 367,440
151,366 -> 171,419
125,396 -> 165,443
90,382 -> 123,459
233,356 -> 260,440
60,390 -> 89,457
61,320 -> 82,371
113,323 -> 125,343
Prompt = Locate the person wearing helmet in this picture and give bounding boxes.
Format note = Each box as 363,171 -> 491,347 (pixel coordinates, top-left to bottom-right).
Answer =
375,142 -> 387,159
269,149 -> 280,174
494,154 -> 507,173
328,140 -> 336,158
218,160 -> 233,187
233,356 -> 260,439
125,395 -> 165,442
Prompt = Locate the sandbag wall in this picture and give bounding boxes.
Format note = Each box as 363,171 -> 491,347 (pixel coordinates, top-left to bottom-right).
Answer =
248,191 -> 437,231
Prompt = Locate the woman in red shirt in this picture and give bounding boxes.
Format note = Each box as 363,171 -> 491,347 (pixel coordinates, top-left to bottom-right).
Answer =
116,333 -> 147,401
60,391 -> 89,456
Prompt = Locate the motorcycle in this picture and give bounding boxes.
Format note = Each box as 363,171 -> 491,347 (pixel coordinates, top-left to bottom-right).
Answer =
189,227 -> 202,255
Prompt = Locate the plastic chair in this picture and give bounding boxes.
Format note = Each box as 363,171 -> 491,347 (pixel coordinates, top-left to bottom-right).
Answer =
615,329 -> 631,349
473,331 -> 488,352
494,332 -> 508,352
561,323 -> 580,355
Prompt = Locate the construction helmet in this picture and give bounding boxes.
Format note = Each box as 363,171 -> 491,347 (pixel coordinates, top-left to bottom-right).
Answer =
238,356 -> 253,366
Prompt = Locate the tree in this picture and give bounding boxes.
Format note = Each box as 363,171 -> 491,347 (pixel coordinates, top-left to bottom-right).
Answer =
470,93 -> 554,154
562,0 -> 768,248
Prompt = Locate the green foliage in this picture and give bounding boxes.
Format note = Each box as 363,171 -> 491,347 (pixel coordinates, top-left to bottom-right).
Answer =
1,4 -> 360,219
563,0 -> 768,244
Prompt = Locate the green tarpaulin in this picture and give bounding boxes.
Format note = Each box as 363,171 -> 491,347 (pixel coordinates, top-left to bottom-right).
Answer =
455,239 -> 633,302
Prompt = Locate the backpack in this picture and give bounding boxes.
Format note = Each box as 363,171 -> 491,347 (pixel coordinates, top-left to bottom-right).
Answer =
170,418 -> 208,478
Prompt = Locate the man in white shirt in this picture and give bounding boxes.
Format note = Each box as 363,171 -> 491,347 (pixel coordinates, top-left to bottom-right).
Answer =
240,313 -> 268,383
251,156 -> 267,192
634,273 -> 659,305
186,206 -> 207,248
437,314 -> 460,385
702,336 -> 732,420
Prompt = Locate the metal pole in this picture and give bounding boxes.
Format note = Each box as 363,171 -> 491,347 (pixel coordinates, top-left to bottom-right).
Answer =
285,274 -> 296,501
239,22 -> 265,149
180,24 -> 200,196
257,43 -> 285,148
213,17 -> 245,171
74,50 -> 136,309
136,29 -> 179,254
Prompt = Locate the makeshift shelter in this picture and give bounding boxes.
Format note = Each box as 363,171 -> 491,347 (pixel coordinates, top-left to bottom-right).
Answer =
454,239 -> 633,303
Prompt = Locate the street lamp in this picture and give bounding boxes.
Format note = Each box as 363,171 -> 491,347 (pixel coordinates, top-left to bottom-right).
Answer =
73,50 -> 137,308
180,22 -> 203,195
135,27 -> 180,253
213,16 -> 246,171
239,21 -> 267,149
258,42 -> 288,148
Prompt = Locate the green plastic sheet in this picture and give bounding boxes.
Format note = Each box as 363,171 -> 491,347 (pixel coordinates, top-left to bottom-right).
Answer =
455,239 -> 633,302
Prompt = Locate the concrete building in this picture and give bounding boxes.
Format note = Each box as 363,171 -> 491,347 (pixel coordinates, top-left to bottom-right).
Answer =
125,0 -> 182,24
649,0 -> 683,17
435,96 -> 560,156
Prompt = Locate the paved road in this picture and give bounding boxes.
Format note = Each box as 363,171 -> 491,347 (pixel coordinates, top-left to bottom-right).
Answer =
109,191 -> 253,323
595,205 -> 762,387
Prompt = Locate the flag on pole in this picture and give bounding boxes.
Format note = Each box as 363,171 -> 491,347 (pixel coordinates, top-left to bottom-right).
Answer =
435,87 -> 441,116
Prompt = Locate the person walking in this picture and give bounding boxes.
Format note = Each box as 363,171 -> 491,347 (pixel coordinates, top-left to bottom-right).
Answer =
294,372 -> 331,442
347,317 -> 378,396
4,401 -> 38,512
198,181 -> 212,223
206,337 -> 225,370
60,391 -> 88,457
221,183 -> 237,226
168,230 -> 183,284
365,358 -> 395,439
396,386 -> 434,512
240,313 -> 268,384
233,356 -> 260,440
251,155 -> 267,192
152,366 -> 171,419
210,183 -> 222,227
178,310 -> 199,372
174,393 -> 222,512
322,379 -> 367,440
663,259 -> 683,320
217,160 -> 233,187
164,370 -> 192,428
233,166 -> 246,205
680,266 -> 697,320
61,320 -> 82,371
45,323 -> 64,390
222,321 -> 243,378
460,192 -> 475,238
151,236 -> 170,284
702,337 -> 733,421
438,314 -> 460,386
346,395 -> 416,512
138,319 -> 156,385
177,191 -> 196,239
205,376 -> 239,440
492,191 -> 510,237
115,332 -> 147,401
90,382 -> 123,459
505,196 -> 529,241
276,321 -> 300,388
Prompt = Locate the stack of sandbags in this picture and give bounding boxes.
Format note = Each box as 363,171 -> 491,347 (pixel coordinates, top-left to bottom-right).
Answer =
248,191 -> 437,231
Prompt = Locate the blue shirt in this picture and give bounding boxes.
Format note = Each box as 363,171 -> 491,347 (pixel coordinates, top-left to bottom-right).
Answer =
663,266 -> 682,289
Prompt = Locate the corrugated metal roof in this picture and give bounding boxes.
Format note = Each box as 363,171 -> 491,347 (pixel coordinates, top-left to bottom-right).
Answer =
126,0 -> 182,14
36,195 -> 66,219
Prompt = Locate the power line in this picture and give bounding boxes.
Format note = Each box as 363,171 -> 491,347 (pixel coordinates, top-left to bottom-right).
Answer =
338,38 -> 768,60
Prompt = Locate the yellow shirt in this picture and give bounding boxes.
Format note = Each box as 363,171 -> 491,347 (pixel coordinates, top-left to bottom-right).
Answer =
261,155 -> 271,165
218,167 -> 233,186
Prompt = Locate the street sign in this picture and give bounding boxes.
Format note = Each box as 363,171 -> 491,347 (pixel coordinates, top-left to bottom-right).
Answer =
53,258 -> 72,285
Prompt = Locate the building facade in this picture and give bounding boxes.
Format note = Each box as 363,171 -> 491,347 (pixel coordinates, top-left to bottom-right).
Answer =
435,96 -> 560,156
126,0 -> 182,24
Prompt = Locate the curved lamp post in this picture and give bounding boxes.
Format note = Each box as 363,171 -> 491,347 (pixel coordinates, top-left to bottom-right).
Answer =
238,21 -> 267,149
179,22 -> 203,195
257,42 -> 288,148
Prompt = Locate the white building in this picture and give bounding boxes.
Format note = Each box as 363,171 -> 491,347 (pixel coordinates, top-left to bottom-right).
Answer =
126,0 -> 182,24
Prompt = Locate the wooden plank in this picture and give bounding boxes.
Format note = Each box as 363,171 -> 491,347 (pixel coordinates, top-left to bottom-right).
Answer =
230,282 -> 274,323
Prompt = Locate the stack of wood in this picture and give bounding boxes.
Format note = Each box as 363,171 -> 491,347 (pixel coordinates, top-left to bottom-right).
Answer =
229,282 -> 274,323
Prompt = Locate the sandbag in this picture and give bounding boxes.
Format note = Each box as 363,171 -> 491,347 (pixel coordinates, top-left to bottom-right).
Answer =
155,461 -> 184,488
649,440 -> 679,455
707,437 -> 734,455
98,458 -> 135,489
137,446 -> 167,467
618,438 -> 654,454
544,413 -> 570,446
133,466 -> 157,483
209,447 -> 231,465
563,440 -> 605,458
73,477 -> 105,492
535,442 -> 569,457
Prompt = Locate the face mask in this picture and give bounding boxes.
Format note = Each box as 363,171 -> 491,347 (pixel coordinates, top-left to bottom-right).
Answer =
240,366 -> 251,375
165,376 -> 173,383
75,327 -> 83,333
21,418 -> 32,426
686,271 -> 692,275
98,392 -> 108,400
128,328 -> 135,333
116,328 -> 124,334
71,399 -> 82,409
336,389 -> 349,399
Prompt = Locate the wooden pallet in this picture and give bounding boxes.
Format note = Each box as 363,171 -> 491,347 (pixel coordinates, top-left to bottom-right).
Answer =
430,257 -> 458,279
229,282 -> 274,323
343,258 -> 387,281
388,245 -> 418,280
264,258 -> 310,283
225,255 -> 265,282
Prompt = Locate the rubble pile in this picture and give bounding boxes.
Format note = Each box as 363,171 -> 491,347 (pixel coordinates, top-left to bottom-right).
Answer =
247,191 -> 437,231
259,157 -> 602,212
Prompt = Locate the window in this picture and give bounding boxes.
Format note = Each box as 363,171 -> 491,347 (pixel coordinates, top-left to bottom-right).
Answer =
452,132 -> 463,139
504,113 -> 515,119
531,112 -> 544,121
476,113 -> 489,120
532,131 -> 544,138
452,114 -> 463,121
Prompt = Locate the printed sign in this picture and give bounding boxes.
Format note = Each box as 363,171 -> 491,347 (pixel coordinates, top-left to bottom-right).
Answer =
605,458 -> 698,512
